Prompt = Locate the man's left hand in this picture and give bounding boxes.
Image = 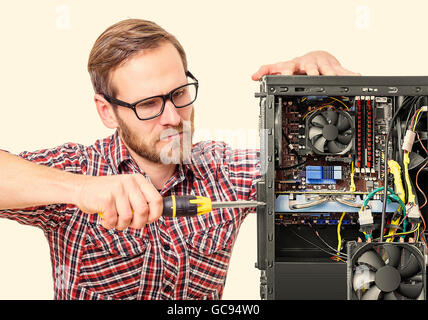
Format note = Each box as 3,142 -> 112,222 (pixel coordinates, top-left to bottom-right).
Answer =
251,50 -> 360,80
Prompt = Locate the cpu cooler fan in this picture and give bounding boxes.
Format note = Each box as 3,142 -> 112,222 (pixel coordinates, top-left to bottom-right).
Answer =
347,242 -> 426,300
306,109 -> 354,155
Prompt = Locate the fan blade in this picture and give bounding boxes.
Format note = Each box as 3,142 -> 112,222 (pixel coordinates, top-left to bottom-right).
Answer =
408,274 -> 423,282
353,266 -> 375,291
352,290 -> 362,300
308,126 -> 323,140
398,251 -> 420,278
323,110 -> 338,125
311,114 -> 328,127
409,152 -> 426,170
383,244 -> 401,268
337,133 -> 352,145
327,141 -> 347,154
383,292 -> 398,300
361,285 -> 382,300
336,114 -> 351,131
357,250 -> 385,270
397,281 -> 423,299
313,136 -> 326,153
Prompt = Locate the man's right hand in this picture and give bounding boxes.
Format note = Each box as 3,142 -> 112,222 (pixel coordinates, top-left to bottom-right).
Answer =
73,174 -> 163,230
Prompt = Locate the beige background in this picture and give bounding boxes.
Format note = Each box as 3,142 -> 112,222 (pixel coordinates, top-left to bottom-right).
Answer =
0,0 -> 428,299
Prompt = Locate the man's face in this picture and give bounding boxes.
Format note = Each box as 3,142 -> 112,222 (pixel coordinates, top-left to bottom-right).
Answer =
109,41 -> 194,165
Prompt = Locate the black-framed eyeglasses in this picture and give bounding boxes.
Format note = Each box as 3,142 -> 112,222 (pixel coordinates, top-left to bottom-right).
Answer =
102,71 -> 199,121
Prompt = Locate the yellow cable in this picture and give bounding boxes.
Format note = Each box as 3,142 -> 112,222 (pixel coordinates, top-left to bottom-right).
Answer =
302,105 -> 331,120
388,160 -> 406,203
386,160 -> 406,242
383,223 -> 420,239
336,212 -> 346,257
350,161 -> 356,192
334,257 -> 345,263
413,108 -> 423,131
403,152 -> 415,203
329,96 -> 349,110
302,97 -> 348,121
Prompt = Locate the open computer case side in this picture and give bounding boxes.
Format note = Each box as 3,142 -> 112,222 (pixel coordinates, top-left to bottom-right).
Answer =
255,75 -> 428,300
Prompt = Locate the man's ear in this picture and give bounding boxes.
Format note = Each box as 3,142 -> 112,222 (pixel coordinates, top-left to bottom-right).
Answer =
94,93 -> 119,129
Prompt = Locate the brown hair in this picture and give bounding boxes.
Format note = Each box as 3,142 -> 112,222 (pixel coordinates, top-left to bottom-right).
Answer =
87,18 -> 187,97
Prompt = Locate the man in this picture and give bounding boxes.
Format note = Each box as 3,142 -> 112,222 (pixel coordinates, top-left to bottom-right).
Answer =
0,19 -> 357,299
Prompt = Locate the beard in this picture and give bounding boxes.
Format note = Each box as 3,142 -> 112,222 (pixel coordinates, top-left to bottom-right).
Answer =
115,108 -> 194,165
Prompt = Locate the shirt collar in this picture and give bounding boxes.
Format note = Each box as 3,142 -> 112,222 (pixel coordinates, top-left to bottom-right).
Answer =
105,130 -> 135,174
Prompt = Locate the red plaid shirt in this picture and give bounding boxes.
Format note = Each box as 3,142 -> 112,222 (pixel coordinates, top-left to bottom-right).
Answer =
0,131 -> 260,300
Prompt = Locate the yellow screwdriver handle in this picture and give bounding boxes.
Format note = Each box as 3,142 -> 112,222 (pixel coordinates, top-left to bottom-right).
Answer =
163,195 -> 212,218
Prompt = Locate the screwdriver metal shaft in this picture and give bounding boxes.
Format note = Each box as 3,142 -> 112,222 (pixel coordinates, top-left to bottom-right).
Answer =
211,200 -> 266,209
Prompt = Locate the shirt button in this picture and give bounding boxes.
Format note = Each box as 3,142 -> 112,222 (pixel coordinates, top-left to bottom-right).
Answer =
163,243 -> 170,251
164,285 -> 172,293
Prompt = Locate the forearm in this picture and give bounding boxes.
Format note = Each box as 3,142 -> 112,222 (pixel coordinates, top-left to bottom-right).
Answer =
0,150 -> 80,210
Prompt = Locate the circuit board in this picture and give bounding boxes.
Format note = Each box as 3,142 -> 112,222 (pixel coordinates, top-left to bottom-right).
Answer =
276,96 -> 393,195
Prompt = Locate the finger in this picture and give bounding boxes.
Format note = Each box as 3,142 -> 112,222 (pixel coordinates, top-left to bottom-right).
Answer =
100,196 -> 118,230
129,201 -> 149,229
134,175 -> 163,224
326,54 -> 360,75
301,62 -> 320,76
115,193 -> 134,231
251,64 -> 272,81
251,62 -> 297,80
128,183 -> 149,229
112,181 -> 133,230
276,61 -> 298,76
316,58 -> 336,76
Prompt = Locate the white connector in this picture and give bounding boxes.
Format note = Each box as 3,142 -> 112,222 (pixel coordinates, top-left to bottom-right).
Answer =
358,208 -> 374,226
422,106 -> 428,112
406,203 -> 420,222
402,130 -> 416,152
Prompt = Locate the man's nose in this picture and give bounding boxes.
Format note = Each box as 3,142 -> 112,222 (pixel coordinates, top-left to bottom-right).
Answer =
159,99 -> 181,126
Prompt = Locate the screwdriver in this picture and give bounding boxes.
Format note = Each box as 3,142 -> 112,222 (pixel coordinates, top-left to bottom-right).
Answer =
163,195 -> 265,218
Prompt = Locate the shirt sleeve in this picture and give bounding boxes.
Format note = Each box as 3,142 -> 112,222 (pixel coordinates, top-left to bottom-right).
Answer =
0,143 -> 88,232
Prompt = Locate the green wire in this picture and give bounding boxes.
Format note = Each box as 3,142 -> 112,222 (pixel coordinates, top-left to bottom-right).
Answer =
361,187 -> 407,239
362,187 -> 406,217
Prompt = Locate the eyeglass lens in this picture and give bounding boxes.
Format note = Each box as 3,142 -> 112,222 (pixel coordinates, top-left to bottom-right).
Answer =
135,83 -> 197,119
